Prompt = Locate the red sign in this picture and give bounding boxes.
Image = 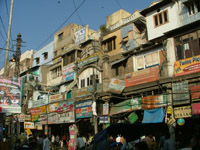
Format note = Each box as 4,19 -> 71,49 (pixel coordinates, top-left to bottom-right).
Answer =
192,103 -> 200,115
0,107 -> 2,112
191,85 -> 200,100
125,66 -> 159,87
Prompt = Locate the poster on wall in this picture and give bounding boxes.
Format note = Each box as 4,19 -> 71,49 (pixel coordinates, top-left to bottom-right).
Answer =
108,78 -> 125,94
174,106 -> 192,119
0,76 -> 21,113
69,124 -> 77,150
191,85 -> 200,101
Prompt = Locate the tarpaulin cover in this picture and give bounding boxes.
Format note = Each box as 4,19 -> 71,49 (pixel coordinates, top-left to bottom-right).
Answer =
142,107 -> 165,123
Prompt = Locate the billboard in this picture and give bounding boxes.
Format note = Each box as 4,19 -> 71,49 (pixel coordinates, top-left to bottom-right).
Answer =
174,55 -> 200,76
0,76 -> 21,113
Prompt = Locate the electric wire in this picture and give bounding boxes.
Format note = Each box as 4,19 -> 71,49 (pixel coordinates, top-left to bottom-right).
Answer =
72,0 -> 84,26
115,0 -> 123,9
0,16 -> 7,37
35,0 -> 86,50
4,0 -> 10,22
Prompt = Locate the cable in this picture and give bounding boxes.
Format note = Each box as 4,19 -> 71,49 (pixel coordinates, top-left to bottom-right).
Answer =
115,0 -> 123,9
0,16 -> 7,38
4,0 -> 9,22
0,30 -> 6,43
35,0 -> 86,50
72,0 -> 84,26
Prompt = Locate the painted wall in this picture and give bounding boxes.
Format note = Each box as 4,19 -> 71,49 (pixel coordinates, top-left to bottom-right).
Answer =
145,2 -> 180,41
32,41 -> 54,67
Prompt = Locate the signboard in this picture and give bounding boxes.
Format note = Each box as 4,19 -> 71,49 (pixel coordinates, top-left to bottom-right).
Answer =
24,122 -> 35,129
125,66 -> 159,87
69,124 -> 77,150
49,94 -> 63,103
191,85 -> 200,101
28,98 -> 48,109
110,98 -> 141,115
174,55 -> 200,77
57,101 -> 74,113
99,116 -> 109,123
75,100 -> 92,119
0,76 -> 21,113
47,112 -> 75,124
172,81 -> 189,105
75,27 -> 86,45
174,106 -> 192,119
30,106 -> 46,121
142,95 -> 167,109
48,103 -> 59,113
192,103 -> 200,115
78,53 -> 99,68
108,78 -> 125,94
18,114 -> 25,122
62,63 -> 75,82
103,103 -> 109,115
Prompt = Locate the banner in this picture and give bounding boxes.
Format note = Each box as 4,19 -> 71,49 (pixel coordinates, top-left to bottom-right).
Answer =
110,98 -> 141,115
142,107 -> 165,123
174,106 -> 192,119
191,85 -> 200,101
62,63 -> 75,82
142,95 -> 167,109
125,66 -> 159,87
174,55 -> 200,76
0,76 -> 21,113
30,106 -> 46,121
48,103 -> 59,113
24,122 -> 35,129
57,101 -> 74,113
49,94 -> 63,103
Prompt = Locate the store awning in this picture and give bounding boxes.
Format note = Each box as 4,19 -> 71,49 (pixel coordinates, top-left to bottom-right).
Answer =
111,57 -> 128,66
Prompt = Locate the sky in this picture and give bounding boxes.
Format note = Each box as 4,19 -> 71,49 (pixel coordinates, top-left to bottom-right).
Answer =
0,0 -> 153,70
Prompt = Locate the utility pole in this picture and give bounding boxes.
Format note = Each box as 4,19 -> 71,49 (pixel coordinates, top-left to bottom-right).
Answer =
4,0 -> 14,77
14,33 -> 22,77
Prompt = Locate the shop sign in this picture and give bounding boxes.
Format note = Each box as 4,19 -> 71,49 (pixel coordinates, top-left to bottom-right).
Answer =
49,94 -> 63,103
99,116 -> 109,123
24,122 -> 35,129
62,63 -> 75,82
174,55 -> 200,77
48,103 -> 59,113
191,85 -> 200,100
142,95 -> 167,109
0,76 -> 21,113
18,114 -> 25,122
108,78 -> 125,94
30,106 -> 46,121
47,112 -> 75,124
75,100 -> 92,119
174,106 -> 192,118
35,123 -> 43,130
125,66 -> 159,87
57,101 -> 74,113
110,98 -> 141,115
75,84 -> 103,97
128,112 -> 138,124
192,103 -> 200,115
177,118 -> 185,126
172,81 -> 189,105
103,103 -> 109,115
78,53 -> 99,68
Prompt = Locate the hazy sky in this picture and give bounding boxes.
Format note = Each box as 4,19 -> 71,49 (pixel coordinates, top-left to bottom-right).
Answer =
0,0 -> 153,69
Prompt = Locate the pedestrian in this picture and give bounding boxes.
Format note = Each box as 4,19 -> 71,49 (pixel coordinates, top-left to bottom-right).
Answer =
43,135 -> 50,150
62,134 -> 67,147
163,132 -> 175,150
37,135 -> 43,150
190,134 -> 200,150
76,134 -> 86,150
55,134 -> 60,147
51,134 -> 55,148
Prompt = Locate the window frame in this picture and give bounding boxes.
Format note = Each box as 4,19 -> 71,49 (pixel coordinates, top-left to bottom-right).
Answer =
153,10 -> 169,27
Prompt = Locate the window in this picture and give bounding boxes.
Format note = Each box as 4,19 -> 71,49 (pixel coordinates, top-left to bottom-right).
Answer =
43,52 -> 48,60
63,51 -> 75,66
102,37 -> 116,52
112,63 -> 125,77
153,10 -> 169,27
185,0 -> 200,15
50,66 -> 61,79
175,30 -> 200,60
54,51 -> 57,57
35,58 -> 40,65
58,32 -> 64,41
135,51 -> 160,71
81,79 -> 85,88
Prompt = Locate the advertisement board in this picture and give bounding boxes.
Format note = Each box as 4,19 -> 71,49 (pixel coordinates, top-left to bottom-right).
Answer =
108,78 -> 125,94
0,76 -> 21,113
125,66 -> 159,87
191,85 -> 200,101
174,106 -> 192,118
192,103 -> 200,115
174,55 -> 200,76
62,63 -> 75,82
142,95 -> 167,109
